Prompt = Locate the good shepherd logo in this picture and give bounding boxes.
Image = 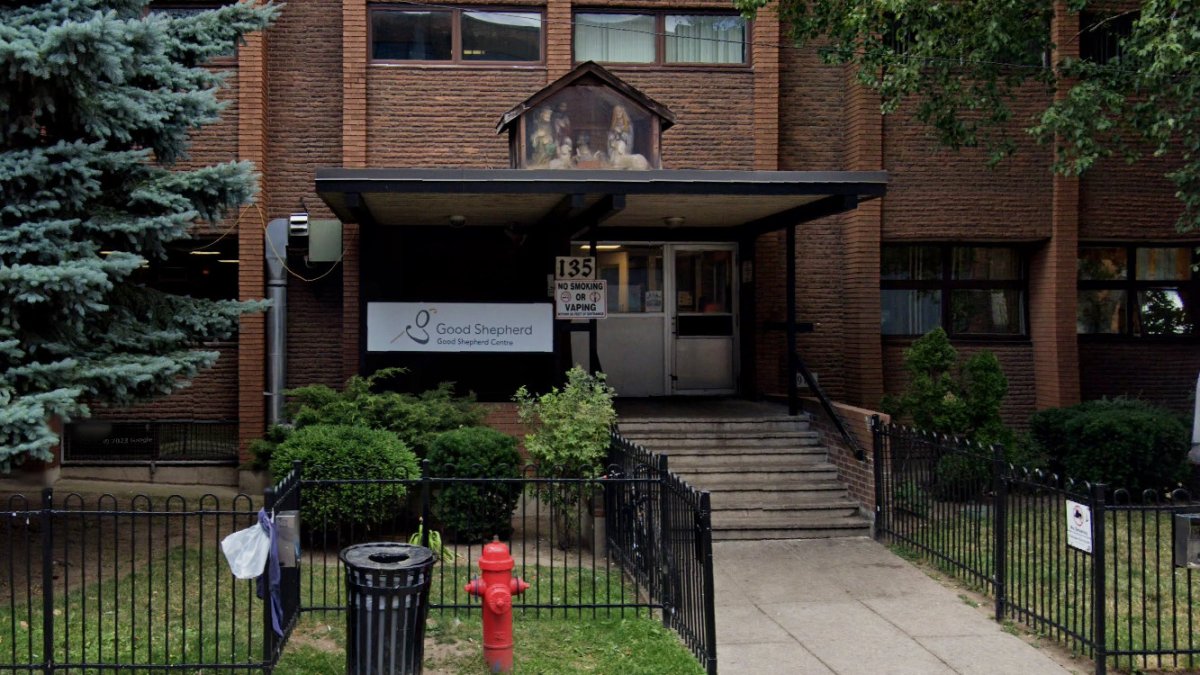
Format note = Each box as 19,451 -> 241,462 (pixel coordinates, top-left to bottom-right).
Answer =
391,308 -> 434,345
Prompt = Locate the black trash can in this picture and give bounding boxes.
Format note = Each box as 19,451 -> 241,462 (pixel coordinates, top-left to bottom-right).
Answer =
340,543 -> 436,675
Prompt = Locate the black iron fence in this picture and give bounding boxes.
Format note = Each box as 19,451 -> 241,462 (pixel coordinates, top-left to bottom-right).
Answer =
1,489 -> 272,673
4,431 -> 716,674
872,418 -> 1200,675
293,432 -> 718,674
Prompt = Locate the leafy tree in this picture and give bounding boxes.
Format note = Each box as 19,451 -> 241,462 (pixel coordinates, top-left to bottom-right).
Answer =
735,0 -> 1200,231
0,1 -> 278,470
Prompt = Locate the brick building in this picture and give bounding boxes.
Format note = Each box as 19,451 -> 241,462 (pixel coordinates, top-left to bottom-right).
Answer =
61,1 -> 1199,482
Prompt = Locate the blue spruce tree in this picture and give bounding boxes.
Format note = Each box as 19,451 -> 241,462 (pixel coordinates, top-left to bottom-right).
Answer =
0,1 -> 278,470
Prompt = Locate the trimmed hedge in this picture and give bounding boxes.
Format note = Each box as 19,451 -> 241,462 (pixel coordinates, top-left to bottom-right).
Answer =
270,424 -> 419,528
427,427 -> 523,543
1028,399 -> 1190,493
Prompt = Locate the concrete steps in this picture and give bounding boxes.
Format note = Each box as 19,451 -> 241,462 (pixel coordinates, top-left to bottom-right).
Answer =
618,413 -> 871,541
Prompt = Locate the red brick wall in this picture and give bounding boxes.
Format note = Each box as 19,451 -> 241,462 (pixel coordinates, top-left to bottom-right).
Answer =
366,69 -> 546,168
609,70 -> 756,170
881,88 -> 1054,242
1079,343 -> 1200,417
883,341 -> 1037,428
800,399 -> 887,515
1081,156 -> 1187,239
778,41 -> 845,171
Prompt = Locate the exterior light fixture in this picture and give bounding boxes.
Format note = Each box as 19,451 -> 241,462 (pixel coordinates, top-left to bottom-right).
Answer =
578,244 -> 622,251
189,250 -> 221,255
663,216 -> 685,228
448,215 -> 467,228
217,259 -> 240,264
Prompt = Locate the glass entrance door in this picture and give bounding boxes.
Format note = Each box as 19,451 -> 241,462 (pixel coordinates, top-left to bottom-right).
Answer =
670,245 -> 737,394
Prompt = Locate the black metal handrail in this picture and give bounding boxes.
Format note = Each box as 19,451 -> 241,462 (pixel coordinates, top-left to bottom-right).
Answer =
791,352 -> 866,460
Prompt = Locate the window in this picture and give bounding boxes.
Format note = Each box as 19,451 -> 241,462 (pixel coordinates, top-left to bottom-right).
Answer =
590,244 -> 664,313
574,12 -> 747,65
1080,11 -> 1136,64
129,238 -> 240,301
371,8 -> 542,63
1077,245 -> 1199,337
881,245 -> 1027,337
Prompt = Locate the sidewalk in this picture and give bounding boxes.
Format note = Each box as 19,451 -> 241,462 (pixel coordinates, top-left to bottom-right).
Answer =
713,538 -> 1087,675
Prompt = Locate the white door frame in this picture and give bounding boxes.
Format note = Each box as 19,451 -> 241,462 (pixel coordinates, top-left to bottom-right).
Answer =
665,243 -> 739,395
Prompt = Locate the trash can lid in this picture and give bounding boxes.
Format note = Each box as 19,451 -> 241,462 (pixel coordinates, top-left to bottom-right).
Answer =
340,543 -> 435,571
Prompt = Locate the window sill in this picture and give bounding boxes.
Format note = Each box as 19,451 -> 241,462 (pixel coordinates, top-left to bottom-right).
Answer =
883,335 -> 1031,345
369,62 -> 547,71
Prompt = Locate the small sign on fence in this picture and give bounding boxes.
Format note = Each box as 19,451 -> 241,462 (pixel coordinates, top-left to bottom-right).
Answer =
1066,500 -> 1093,553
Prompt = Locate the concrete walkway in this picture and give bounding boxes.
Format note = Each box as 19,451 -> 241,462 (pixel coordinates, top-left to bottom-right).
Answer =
714,538 -> 1086,675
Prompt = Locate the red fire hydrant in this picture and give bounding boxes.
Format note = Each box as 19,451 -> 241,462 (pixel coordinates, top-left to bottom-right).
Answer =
464,537 -> 530,673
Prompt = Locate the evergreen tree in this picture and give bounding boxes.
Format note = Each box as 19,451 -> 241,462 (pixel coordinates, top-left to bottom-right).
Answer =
0,0 -> 278,470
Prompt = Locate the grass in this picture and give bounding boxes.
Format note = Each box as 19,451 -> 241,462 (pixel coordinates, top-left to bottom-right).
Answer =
1,548 -> 702,673
885,491 -> 1200,672
278,612 -> 705,674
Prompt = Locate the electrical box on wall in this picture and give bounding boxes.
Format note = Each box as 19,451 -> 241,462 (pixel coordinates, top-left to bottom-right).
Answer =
1174,513 -> 1200,568
307,219 -> 343,263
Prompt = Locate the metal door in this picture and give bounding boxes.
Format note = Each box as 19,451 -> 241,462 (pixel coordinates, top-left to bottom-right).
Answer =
668,245 -> 737,394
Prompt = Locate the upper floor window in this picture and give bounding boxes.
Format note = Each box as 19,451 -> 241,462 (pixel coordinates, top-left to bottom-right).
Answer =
1080,11 -> 1136,64
1077,245 -> 1198,337
371,8 -> 543,63
881,245 -> 1027,338
574,12 -> 747,65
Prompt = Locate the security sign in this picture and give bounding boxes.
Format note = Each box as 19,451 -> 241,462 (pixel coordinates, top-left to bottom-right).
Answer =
555,279 -> 607,319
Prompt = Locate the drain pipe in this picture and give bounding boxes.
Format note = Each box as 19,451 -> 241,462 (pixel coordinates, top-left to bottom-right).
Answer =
265,218 -> 289,426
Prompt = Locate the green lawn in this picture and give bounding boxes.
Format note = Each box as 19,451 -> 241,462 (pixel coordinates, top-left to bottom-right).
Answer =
278,613 -> 704,674
1,548 -> 702,673
888,495 -> 1200,672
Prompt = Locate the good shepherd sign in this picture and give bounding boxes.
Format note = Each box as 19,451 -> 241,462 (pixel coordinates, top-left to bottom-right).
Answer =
366,303 -> 553,352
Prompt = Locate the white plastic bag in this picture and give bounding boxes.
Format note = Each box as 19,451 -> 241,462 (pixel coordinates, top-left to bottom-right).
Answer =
221,522 -> 271,579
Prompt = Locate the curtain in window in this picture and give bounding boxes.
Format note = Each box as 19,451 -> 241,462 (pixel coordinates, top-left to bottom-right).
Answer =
665,16 -> 745,64
575,14 -> 655,63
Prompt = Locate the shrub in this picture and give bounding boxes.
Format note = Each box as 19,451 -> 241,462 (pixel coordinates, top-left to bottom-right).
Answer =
287,368 -> 485,457
246,424 -> 290,472
427,427 -> 524,543
1028,398 -> 1190,493
514,367 -> 616,548
514,367 -> 616,480
883,328 -> 1013,448
270,424 -> 419,528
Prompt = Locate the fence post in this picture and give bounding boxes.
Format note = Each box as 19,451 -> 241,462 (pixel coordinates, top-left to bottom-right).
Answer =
698,491 -> 718,675
657,453 -> 671,628
40,488 -> 53,675
871,415 -> 884,540
1091,483 -> 1107,675
992,444 -> 1007,622
420,459 -> 432,548
262,483 -> 277,665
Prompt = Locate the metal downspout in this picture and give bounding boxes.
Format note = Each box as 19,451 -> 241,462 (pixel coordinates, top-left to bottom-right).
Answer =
265,218 -> 289,426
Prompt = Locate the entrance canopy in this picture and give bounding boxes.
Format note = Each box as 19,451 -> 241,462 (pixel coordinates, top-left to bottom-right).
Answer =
315,168 -> 887,240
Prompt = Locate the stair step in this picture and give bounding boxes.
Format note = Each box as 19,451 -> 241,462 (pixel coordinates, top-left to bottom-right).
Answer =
713,526 -> 871,541
620,424 -> 812,435
711,491 -> 861,508
619,415 -> 811,428
711,511 -> 870,531
681,474 -> 846,491
714,503 -> 863,518
622,444 -> 827,456
668,455 -> 830,471
619,427 -> 816,439
621,435 -> 822,450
